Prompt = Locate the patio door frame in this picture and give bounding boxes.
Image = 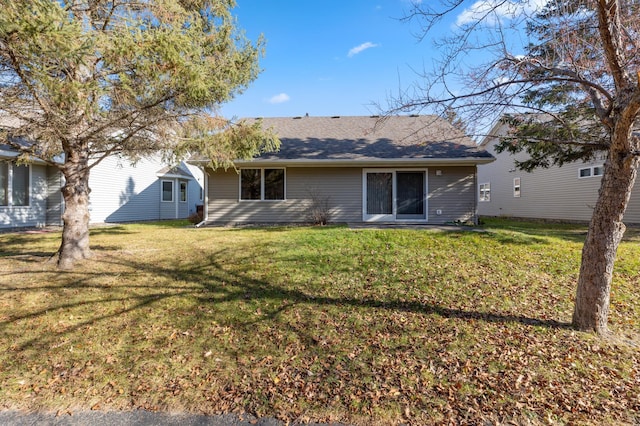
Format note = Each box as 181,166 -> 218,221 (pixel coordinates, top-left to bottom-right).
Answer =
362,168 -> 428,223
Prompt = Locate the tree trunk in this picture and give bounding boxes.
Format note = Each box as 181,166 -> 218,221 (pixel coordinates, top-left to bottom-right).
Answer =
573,152 -> 639,334
58,153 -> 92,270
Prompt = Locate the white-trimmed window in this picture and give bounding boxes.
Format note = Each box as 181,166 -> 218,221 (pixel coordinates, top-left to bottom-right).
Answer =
161,180 -> 174,202
240,168 -> 285,201
0,162 -> 7,206
0,163 -> 30,207
479,183 -> 490,202
179,181 -> 187,202
513,177 -> 521,198
579,165 -> 604,178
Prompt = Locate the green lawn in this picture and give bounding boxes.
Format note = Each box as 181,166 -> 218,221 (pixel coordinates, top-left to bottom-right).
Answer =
0,219 -> 638,425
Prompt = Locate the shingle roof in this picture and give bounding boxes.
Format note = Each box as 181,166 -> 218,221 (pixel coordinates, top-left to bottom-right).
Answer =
246,115 -> 492,162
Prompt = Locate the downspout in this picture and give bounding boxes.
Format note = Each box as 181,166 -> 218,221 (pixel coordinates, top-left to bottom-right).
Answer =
195,165 -> 208,228
473,165 -> 478,225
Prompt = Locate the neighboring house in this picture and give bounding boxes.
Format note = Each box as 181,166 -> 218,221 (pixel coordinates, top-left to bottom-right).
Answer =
190,115 -> 494,225
0,144 -> 64,228
1,148 -> 204,229
477,121 -> 640,223
88,155 -> 204,223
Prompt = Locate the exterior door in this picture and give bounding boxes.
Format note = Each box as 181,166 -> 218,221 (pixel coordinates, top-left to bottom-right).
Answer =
364,172 -> 394,221
396,171 -> 426,220
363,169 -> 427,222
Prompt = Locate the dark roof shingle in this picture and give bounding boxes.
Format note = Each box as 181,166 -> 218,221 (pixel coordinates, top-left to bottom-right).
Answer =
249,115 -> 492,161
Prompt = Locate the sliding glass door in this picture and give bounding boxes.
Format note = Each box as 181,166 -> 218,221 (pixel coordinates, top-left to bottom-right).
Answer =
362,169 -> 427,222
396,171 -> 425,220
365,172 -> 394,221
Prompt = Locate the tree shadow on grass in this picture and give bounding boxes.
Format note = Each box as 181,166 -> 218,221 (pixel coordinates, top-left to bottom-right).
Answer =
0,233 -> 59,258
0,248 -> 572,353
480,219 -> 591,244
89,226 -> 134,236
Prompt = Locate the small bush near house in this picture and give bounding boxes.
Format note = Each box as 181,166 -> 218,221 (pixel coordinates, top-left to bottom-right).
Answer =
307,188 -> 331,225
188,211 -> 203,224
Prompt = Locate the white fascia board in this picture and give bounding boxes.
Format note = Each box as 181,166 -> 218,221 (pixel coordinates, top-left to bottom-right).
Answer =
155,173 -> 191,179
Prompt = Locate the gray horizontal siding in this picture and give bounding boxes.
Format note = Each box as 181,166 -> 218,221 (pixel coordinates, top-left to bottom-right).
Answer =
428,166 -> 476,224
477,138 -> 640,222
207,166 -> 477,225
207,167 -> 362,223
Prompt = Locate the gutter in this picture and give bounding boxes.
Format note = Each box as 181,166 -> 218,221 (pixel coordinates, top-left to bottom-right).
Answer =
188,157 -> 496,168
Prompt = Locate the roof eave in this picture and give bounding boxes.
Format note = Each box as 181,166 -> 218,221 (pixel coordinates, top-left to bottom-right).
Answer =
0,150 -> 55,165
191,157 -> 495,168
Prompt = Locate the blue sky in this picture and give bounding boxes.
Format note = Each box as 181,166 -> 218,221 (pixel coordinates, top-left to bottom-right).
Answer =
221,0 -> 544,120
221,0 -> 448,119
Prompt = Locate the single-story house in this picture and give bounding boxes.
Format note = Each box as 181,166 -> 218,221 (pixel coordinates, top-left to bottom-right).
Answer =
190,115 -> 494,225
1,147 -> 204,229
477,120 -> 640,223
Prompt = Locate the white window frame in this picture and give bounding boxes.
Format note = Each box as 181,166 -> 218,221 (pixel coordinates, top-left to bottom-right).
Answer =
579,165 -> 604,179
179,181 -> 187,203
479,182 -> 490,202
239,168 -> 286,201
0,162 -> 8,207
361,168 -> 428,222
513,177 -> 521,198
0,163 -> 31,208
161,180 -> 174,202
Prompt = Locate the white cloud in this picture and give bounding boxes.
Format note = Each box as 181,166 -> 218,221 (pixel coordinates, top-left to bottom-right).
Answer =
267,93 -> 290,104
455,0 -> 546,27
348,42 -> 379,58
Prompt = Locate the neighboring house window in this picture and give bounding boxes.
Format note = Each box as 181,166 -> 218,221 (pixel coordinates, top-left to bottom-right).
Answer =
579,165 -> 604,178
179,182 -> 187,202
0,163 -> 7,206
479,183 -> 490,202
161,180 -> 174,202
0,163 -> 30,207
513,177 -> 521,198
12,164 -> 29,206
240,168 -> 285,201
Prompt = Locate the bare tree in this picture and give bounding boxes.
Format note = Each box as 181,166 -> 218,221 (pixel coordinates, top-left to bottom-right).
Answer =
392,0 -> 640,335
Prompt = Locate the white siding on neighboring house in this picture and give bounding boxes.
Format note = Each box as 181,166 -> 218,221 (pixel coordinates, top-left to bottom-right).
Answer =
45,166 -> 64,226
88,155 -> 203,223
184,162 -> 205,214
0,163 -> 52,228
89,156 -> 162,223
477,135 -> 640,223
